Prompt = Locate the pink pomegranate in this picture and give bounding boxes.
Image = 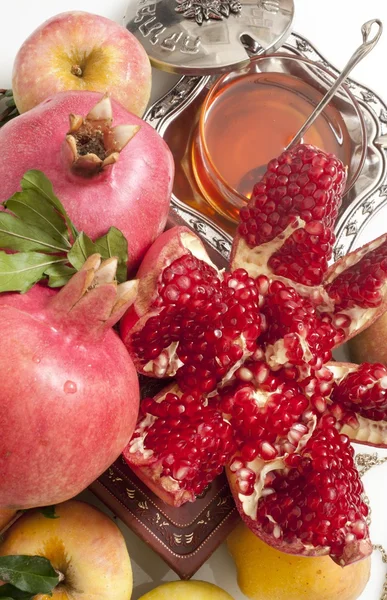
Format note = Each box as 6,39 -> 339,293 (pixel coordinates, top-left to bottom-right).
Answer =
0,92 -> 174,272
0,254 -> 140,509
121,143 -> 387,566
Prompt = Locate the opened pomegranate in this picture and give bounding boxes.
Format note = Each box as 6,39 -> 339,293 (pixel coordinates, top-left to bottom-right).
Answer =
0,92 -> 174,272
0,254 -> 140,509
121,143 -> 387,567
121,226 -> 264,394
123,384 -> 235,507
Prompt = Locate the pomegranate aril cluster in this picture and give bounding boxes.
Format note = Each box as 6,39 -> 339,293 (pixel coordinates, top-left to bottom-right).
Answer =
261,280 -> 337,371
132,254 -> 221,363
136,391 -> 235,495
238,144 -> 346,249
327,237 -> 387,310
268,221 -> 336,286
256,420 -> 369,561
331,363 -> 387,422
176,268 -> 263,393
218,366 -> 311,470
134,254 -> 264,393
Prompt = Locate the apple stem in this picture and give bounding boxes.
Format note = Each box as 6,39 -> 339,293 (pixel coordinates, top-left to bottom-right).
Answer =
55,569 -> 65,583
71,65 -> 83,77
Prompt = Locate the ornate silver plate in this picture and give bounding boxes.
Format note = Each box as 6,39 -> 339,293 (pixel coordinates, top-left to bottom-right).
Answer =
143,31 -> 387,261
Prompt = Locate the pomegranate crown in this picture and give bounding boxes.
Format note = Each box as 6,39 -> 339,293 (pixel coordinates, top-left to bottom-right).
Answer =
47,253 -> 138,335
64,94 -> 140,177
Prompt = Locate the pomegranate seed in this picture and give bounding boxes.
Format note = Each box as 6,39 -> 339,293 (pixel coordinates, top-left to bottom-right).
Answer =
215,369 -> 314,464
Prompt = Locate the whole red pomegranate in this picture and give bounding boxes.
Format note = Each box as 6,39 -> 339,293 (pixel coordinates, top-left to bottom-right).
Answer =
121,143 -> 387,567
0,255 -> 140,509
0,92 -> 174,272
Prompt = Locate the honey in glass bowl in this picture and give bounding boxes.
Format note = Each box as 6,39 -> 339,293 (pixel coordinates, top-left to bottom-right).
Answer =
192,54 -> 366,223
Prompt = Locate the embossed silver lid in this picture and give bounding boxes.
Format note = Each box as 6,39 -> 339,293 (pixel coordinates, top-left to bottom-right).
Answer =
125,0 -> 294,75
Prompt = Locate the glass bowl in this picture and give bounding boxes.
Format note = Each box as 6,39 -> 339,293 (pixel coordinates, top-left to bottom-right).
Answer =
192,53 -> 367,223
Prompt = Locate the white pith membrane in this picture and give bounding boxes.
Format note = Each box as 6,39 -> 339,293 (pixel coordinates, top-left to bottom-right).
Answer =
265,336 -> 313,372
64,94 -> 140,176
327,363 -> 387,447
139,231 -> 258,383
127,413 -> 156,460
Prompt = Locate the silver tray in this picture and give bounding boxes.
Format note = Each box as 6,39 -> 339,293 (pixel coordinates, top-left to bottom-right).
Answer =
143,31 -> 387,259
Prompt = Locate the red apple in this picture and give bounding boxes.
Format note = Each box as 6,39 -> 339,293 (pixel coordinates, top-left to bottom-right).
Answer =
12,11 -> 151,117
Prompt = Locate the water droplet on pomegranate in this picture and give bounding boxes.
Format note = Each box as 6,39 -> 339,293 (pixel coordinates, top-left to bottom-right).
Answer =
63,380 -> 77,394
32,355 -> 41,363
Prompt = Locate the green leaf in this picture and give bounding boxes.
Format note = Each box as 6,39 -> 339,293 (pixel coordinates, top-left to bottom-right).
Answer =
93,227 -> 128,283
0,252 -> 67,293
0,555 -> 59,594
44,264 -> 76,288
68,228 -> 128,283
67,232 -> 96,271
0,583 -> 33,598
20,170 -> 78,240
38,506 -> 59,519
0,213 -> 69,254
5,191 -> 71,248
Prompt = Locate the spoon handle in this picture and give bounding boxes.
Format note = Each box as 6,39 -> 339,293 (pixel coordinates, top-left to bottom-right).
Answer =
285,19 -> 383,151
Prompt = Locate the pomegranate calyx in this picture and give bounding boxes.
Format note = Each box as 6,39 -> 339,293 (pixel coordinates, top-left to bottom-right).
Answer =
64,95 -> 140,177
47,253 -> 138,333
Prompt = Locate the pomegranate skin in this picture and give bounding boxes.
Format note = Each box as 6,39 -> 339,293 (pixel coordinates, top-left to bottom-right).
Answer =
0,91 -> 174,272
0,261 -> 140,509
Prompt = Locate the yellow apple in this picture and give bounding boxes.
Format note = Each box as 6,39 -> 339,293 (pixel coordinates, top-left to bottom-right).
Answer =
12,11 -> 151,117
227,522 -> 371,600
138,580 -> 235,599
0,500 -> 132,600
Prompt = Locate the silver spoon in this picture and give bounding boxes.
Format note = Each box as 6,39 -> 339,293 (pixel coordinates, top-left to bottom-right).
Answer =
285,19 -> 383,152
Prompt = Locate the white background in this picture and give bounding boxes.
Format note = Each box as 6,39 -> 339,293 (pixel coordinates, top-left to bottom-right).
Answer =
1,1 -> 387,599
